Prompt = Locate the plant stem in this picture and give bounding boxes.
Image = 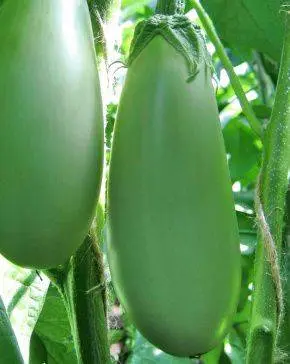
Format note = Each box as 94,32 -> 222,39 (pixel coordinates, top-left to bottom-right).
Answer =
191,0 -> 262,137
87,0 -> 120,61
155,0 -> 185,15
253,52 -> 274,106
278,207 -> 290,359
202,342 -> 223,363
7,271 -> 37,317
63,233 -> 109,364
87,0 -> 117,23
87,0 -> 108,61
47,231 -> 110,364
246,11 -> 290,364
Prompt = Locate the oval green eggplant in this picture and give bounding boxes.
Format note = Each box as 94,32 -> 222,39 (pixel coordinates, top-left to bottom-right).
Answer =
0,0 -> 104,268
107,36 -> 241,357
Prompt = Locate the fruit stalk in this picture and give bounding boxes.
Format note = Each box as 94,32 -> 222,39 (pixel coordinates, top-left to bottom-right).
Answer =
155,0 -> 185,15
87,0 -> 116,22
87,0 -> 120,61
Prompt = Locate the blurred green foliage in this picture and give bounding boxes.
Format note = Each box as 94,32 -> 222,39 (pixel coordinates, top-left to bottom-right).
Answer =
199,0 -> 284,62
1,0 -> 285,363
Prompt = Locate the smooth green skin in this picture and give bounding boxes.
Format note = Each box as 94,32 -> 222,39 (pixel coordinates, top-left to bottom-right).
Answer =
0,0 -> 104,268
107,36 -> 241,357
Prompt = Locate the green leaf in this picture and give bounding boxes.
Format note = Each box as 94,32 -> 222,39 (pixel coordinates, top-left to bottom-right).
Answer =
197,0 -> 285,62
252,104 -> 272,119
106,103 -> 118,149
223,117 -> 261,183
29,332 -> 47,364
0,295 -> 23,364
121,0 -> 152,8
109,329 -> 125,345
29,285 -> 77,364
121,0 -> 154,21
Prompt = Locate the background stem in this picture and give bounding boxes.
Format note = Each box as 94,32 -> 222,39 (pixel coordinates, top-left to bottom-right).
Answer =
246,11 -> 290,364
7,271 -> 37,317
253,52 -> 274,106
191,0 -> 262,137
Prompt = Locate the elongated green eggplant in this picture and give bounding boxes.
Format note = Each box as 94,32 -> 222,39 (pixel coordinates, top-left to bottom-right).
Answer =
0,0 -> 104,268
107,15 -> 241,357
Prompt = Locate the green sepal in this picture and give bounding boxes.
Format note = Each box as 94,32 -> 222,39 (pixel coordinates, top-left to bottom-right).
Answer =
128,14 -> 213,81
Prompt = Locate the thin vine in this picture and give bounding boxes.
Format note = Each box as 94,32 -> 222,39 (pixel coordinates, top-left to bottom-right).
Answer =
191,0 -> 263,137
7,271 -> 37,317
